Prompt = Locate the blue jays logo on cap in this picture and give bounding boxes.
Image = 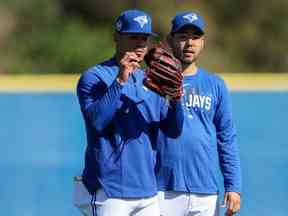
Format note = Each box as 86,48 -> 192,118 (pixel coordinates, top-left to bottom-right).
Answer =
171,11 -> 205,34
115,9 -> 156,36
183,13 -> 198,23
133,15 -> 148,28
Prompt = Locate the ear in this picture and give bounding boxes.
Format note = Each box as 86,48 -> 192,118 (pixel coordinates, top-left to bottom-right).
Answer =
200,36 -> 205,49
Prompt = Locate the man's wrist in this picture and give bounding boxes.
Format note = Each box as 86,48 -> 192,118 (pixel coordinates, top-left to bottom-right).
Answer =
225,191 -> 241,196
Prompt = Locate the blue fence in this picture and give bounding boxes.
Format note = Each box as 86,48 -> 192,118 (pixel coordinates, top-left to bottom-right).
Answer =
0,92 -> 287,216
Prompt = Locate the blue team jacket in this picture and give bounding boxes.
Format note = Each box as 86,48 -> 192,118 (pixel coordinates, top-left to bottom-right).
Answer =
77,57 -> 183,198
156,68 -> 241,194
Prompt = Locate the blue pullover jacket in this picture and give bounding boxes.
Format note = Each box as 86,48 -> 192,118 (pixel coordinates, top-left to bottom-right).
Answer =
156,68 -> 241,194
77,57 -> 183,198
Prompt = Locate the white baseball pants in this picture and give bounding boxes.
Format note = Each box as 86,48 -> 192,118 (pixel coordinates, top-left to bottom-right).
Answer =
73,177 -> 160,216
157,191 -> 219,216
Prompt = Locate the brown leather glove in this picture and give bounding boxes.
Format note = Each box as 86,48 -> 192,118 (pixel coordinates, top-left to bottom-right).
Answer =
144,45 -> 183,101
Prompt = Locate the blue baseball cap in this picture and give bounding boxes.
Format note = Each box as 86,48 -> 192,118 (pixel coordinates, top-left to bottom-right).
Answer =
171,11 -> 205,34
115,10 -> 156,36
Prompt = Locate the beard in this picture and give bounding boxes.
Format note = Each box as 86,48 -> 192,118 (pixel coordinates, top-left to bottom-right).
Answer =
181,53 -> 199,65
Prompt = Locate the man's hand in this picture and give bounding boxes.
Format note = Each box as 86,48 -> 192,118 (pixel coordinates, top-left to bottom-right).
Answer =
117,52 -> 141,84
221,192 -> 241,216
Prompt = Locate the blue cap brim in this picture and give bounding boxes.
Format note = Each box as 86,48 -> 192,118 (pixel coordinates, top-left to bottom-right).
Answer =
118,30 -> 158,37
172,24 -> 204,35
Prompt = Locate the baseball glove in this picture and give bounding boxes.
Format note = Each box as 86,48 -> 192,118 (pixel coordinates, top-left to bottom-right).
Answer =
144,45 -> 183,101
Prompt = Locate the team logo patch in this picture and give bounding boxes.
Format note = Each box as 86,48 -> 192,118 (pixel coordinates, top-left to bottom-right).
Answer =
116,20 -> 122,31
183,13 -> 198,23
133,15 -> 148,28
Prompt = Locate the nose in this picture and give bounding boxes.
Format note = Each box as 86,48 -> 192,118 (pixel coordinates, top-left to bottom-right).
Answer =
186,38 -> 194,46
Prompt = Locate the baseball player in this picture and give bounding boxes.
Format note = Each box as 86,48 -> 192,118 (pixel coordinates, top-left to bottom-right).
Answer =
155,11 -> 242,216
73,9 -> 183,216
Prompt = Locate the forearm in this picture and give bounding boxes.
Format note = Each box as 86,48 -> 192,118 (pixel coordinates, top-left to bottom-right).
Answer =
160,100 -> 184,138
215,80 -> 242,192
218,133 -> 242,193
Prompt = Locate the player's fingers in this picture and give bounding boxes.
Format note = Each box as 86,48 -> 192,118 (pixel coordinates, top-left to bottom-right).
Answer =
120,52 -> 137,64
228,198 -> 235,213
229,192 -> 240,214
123,51 -> 140,63
232,198 -> 241,214
120,53 -> 130,66
227,199 -> 240,216
128,56 -> 140,64
130,61 -> 141,71
120,52 -> 140,73
118,53 -> 138,81
225,209 -> 234,216
235,201 -> 241,212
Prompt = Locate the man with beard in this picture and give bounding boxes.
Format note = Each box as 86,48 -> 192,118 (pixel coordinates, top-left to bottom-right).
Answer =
156,11 -> 241,216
